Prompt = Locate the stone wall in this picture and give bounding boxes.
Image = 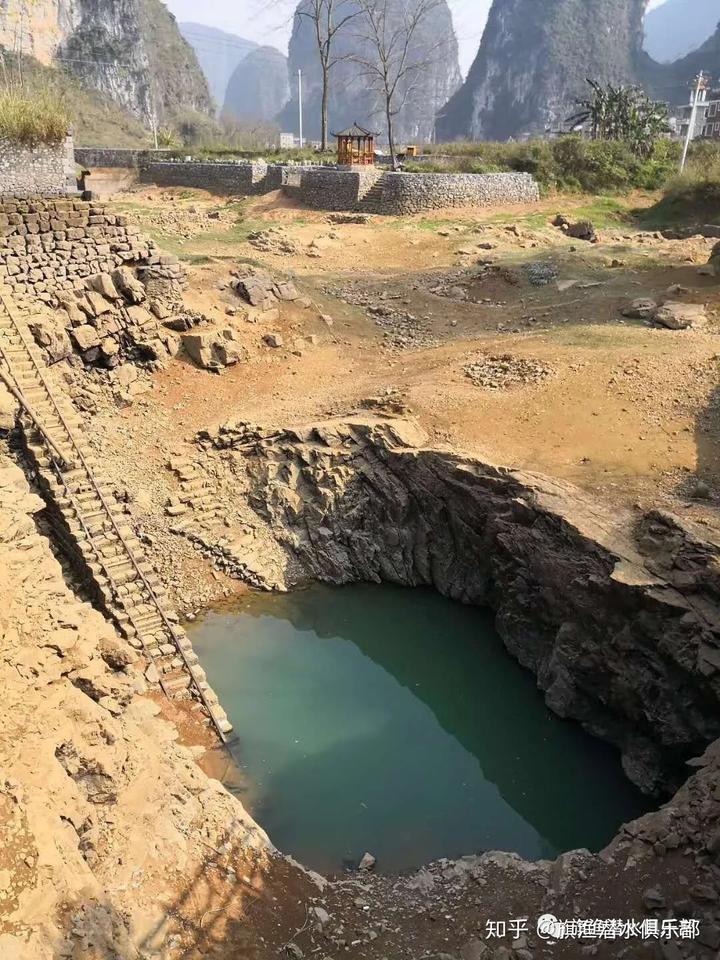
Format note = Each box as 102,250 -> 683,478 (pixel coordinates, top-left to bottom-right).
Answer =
139,160 -> 285,195
75,148 -> 175,169
0,136 -> 75,196
0,197 -> 156,302
298,168 -> 382,211
375,171 -> 540,214
130,158 -> 541,214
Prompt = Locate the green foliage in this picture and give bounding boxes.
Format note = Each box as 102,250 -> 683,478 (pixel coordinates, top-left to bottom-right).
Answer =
568,80 -> 669,158
156,127 -> 180,149
645,140 -> 720,225
409,137 -> 681,194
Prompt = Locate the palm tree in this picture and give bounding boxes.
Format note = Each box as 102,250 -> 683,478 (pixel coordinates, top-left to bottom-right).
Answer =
567,80 -> 669,157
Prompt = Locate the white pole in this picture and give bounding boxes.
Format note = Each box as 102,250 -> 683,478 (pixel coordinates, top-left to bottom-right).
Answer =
298,69 -> 304,149
681,74 -> 705,173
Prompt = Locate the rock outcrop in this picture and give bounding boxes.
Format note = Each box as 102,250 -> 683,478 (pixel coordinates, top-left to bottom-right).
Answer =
279,0 -> 462,144
179,22 -> 258,113
223,46 -> 290,124
0,0 -> 213,126
437,0 -> 720,142
197,415 -> 720,797
438,0 -> 647,141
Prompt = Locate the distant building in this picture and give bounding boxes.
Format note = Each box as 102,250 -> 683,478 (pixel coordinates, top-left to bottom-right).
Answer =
673,81 -> 720,142
280,132 -> 323,150
701,90 -> 720,139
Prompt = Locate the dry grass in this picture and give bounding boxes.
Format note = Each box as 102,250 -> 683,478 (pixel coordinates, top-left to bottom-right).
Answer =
0,86 -> 70,146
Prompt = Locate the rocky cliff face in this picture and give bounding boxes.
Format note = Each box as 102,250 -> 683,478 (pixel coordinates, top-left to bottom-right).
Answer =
0,0 -> 213,126
438,0 -> 648,141
279,0 -> 461,143
223,46 -> 290,124
195,415 -> 720,798
179,22 -> 258,114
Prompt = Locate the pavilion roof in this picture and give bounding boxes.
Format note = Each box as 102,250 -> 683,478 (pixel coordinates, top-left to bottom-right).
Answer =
333,122 -> 376,138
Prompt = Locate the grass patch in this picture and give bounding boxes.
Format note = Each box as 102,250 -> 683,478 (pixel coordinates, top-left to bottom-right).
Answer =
406,137 -> 682,195
0,85 -> 69,146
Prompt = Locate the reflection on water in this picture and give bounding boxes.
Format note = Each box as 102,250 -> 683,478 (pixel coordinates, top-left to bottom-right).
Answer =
190,584 -> 651,874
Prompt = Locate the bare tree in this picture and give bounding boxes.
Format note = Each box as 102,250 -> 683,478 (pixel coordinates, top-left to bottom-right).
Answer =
296,0 -> 361,151
351,0 -> 446,169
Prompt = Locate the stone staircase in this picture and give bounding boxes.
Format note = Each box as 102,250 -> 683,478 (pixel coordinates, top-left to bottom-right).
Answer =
0,287 -> 231,739
357,173 -> 388,213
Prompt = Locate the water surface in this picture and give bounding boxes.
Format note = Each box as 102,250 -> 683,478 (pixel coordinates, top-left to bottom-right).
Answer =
190,584 -> 650,874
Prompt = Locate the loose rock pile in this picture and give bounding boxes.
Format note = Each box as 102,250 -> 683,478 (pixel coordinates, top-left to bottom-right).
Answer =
232,267 -> 300,310
524,261 -> 559,287
323,280 -> 439,350
368,304 -> 440,351
36,266 -> 182,372
247,227 -> 301,256
463,354 -> 553,389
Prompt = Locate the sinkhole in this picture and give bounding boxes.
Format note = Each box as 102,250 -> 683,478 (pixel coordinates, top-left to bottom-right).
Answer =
189,583 -> 652,875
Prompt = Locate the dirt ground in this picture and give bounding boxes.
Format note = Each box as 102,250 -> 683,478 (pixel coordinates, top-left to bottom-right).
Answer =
87,183 -> 720,613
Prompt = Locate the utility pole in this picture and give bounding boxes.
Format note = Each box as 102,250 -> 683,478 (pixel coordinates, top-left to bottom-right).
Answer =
298,69 -> 304,148
680,72 -> 708,172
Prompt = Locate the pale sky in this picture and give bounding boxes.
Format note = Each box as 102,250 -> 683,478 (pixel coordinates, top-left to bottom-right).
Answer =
165,0 -> 668,79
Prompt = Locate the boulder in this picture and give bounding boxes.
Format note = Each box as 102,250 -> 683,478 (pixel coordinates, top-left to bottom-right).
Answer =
233,271 -> 277,308
622,298 -> 658,320
274,281 -> 299,302
111,267 -> 146,304
263,333 -> 284,348
28,317 -> 72,363
183,328 -> 246,370
84,291 -> 114,317
564,220 -> 597,243
358,852 -> 376,872
653,302 -> 707,330
71,325 -> 101,352
125,305 -> 154,327
87,273 -> 121,301
57,296 -> 87,327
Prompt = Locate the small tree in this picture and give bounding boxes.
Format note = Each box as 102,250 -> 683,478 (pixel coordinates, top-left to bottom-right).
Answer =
351,0 -> 447,169
296,0 -> 361,151
568,80 -> 669,158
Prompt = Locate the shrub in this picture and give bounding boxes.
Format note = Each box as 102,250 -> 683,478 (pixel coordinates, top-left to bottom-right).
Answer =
0,85 -> 69,146
414,136 -> 681,194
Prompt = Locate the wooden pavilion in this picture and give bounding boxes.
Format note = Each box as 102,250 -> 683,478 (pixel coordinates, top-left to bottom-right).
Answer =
334,123 -> 376,166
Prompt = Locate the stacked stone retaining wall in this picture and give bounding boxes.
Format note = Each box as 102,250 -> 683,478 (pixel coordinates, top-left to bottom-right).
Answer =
0,197 -> 155,302
75,148 -> 176,169
139,161 -> 286,195
0,137 -> 75,196
297,168 -> 382,211
115,155 -> 541,213
377,171 -> 540,213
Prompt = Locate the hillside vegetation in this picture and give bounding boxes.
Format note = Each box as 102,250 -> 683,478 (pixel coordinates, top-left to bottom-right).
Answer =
409,137 -> 684,194
1,55 -> 149,147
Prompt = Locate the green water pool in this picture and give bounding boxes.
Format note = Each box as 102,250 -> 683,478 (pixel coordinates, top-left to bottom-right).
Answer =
189,583 -> 651,874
